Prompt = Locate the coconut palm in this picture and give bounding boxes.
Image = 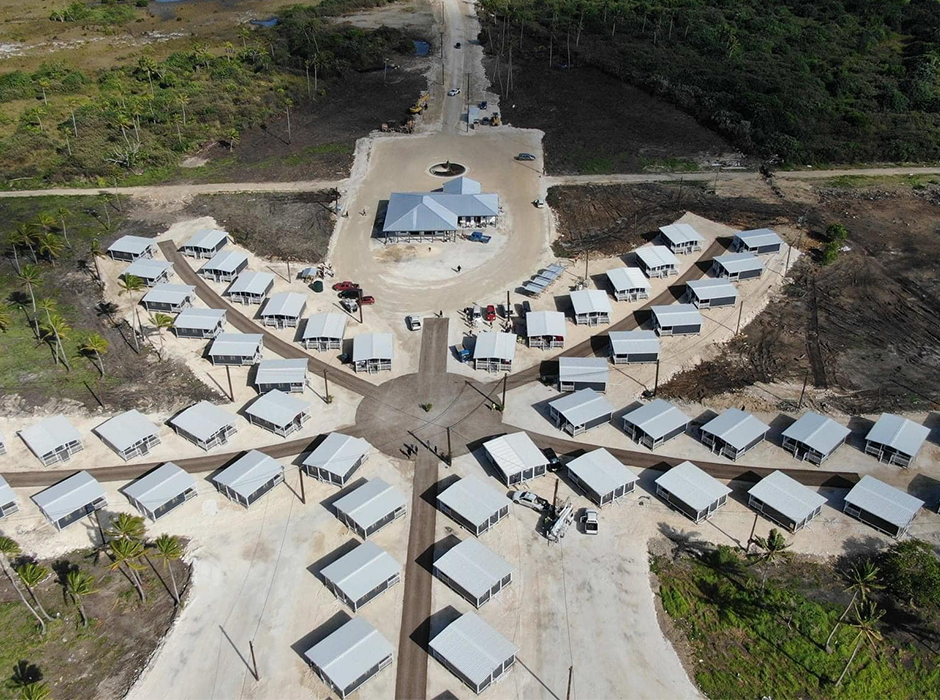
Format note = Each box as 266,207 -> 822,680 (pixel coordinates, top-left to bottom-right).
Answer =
119,274 -> 145,297
36,298 -> 68,368
0,302 -> 11,331
0,537 -> 45,634
751,528 -> 790,591
65,569 -> 95,627
36,233 -> 63,266
19,682 -> 51,700
826,560 -> 883,652
153,534 -> 183,605
17,264 -> 42,337
39,313 -> 72,371
55,206 -> 72,248
79,332 -> 109,378
835,600 -> 885,686
109,538 -> 147,602
151,312 -> 174,356
107,512 -> 146,542
15,562 -> 53,621
16,223 -> 39,263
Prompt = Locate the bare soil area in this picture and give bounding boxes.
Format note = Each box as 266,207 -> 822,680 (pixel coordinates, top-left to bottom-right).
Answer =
549,179 -> 940,414
0,544 -> 191,700
486,58 -> 733,175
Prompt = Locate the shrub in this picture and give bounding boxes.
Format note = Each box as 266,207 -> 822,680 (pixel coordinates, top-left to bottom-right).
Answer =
878,539 -> 940,611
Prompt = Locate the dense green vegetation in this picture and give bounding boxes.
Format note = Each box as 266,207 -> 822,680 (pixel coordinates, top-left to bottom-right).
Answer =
652,542 -> 940,699
0,3 -> 413,188
479,0 -> 940,164
48,0 -> 142,25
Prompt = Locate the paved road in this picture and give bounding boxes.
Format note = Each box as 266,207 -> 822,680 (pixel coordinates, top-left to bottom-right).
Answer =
159,241 -> 376,398
395,317 -> 449,700
501,237 -> 727,391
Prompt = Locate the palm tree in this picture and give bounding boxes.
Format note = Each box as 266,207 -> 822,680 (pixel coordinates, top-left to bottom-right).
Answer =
835,601 -> 884,686
40,313 -> 72,371
37,233 -> 63,266
35,211 -> 57,235
826,560 -> 882,652
65,569 -> 95,627
151,312 -> 174,356
225,128 -> 240,152
17,264 -> 42,337
16,562 -> 54,621
0,537 -> 45,634
79,332 -> 109,378
119,274 -> 145,297
36,298 -> 68,368
751,528 -> 790,591
55,206 -> 72,248
20,682 -> 51,700
16,223 -> 38,263
153,534 -> 183,605
107,512 -> 146,542
177,93 -> 189,126
109,538 -> 147,602
0,303 -> 11,331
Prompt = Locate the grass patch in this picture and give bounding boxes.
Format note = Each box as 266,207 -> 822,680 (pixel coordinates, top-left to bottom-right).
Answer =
640,157 -> 701,173
652,547 -> 940,699
824,174 -> 940,189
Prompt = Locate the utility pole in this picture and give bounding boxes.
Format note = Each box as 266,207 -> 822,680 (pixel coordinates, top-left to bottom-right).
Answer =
225,365 -> 234,401
299,467 -> 306,504
736,301 -> 744,334
323,369 -> 330,400
357,289 -> 364,324
798,368 -> 809,409
466,71 -> 471,133
94,510 -> 106,547
584,249 -> 589,285
249,639 -> 260,681
566,666 -> 574,700
653,358 -> 660,396
446,426 -> 452,466
502,373 -> 508,410
785,230 -> 803,275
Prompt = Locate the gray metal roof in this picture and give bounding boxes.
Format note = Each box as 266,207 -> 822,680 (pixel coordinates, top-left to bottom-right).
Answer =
437,475 -> 512,528
108,235 -> 155,256
781,413 -> 851,455
183,228 -> 228,250
211,450 -> 283,499
865,414 -> 930,458
700,408 -> 770,451
748,470 -> 826,524
429,612 -> 519,687
260,292 -> 306,319
558,357 -> 609,385
208,333 -> 263,358
124,258 -> 173,281
686,278 -> 739,302
0,475 -> 15,509
303,433 -> 371,477
226,271 -> 275,296
255,358 -> 308,386
609,330 -> 660,356
570,289 -> 612,315
304,617 -> 393,691
245,389 -> 310,427
526,311 -> 566,338
442,176 -> 482,194
19,415 -> 81,457
651,304 -> 703,327
352,334 -> 393,362
736,228 -> 782,248
169,401 -> 236,441
123,463 -> 196,513
713,252 -> 764,275
334,478 -> 407,530
655,461 -> 731,511
483,432 -> 548,479
32,471 -> 105,522
472,332 -> 516,362
623,399 -> 691,439
659,223 -> 704,245
635,245 -> 680,269
302,312 -> 347,341
548,389 -> 614,427
94,409 -> 160,453
383,185 -> 500,233
434,537 -> 513,600
566,448 -> 638,497
321,541 -> 401,604
200,250 -> 248,274
142,283 -> 195,306
844,475 -> 924,528
605,267 -> 651,293
173,307 -> 226,331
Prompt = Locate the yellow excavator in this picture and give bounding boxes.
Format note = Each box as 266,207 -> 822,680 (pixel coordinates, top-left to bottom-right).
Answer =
408,92 -> 430,114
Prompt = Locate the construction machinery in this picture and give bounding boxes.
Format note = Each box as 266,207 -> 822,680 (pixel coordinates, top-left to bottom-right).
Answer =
546,498 -> 574,542
491,112 -> 501,126
408,92 -> 430,114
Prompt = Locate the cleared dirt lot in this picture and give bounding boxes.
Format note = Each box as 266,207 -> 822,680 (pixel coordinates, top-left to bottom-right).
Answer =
550,179 -> 940,414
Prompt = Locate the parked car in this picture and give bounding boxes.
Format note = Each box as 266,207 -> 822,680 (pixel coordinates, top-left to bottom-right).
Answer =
338,289 -> 360,299
340,298 -> 359,313
454,42 -> 461,48
522,300 -> 532,314
512,491 -> 549,512
479,100 -> 488,110
533,198 -> 545,208
448,88 -> 461,96
580,509 -> 599,535
406,315 -> 422,331
332,280 -> 359,292
470,305 -> 482,326
542,448 -> 563,472
360,295 -> 376,305
484,304 -> 497,322
515,152 -> 537,161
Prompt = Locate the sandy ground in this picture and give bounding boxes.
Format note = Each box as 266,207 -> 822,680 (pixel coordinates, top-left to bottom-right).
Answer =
423,448 -> 940,700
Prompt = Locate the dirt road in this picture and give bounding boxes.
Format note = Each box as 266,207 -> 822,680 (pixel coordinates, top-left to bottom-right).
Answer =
0,179 -> 346,201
